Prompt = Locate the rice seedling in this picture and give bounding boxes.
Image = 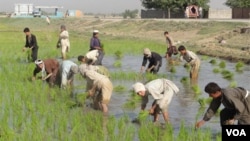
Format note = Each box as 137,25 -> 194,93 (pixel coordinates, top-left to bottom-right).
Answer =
137,110 -> 150,122
209,59 -> 217,65
229,81 -> 237,88
191,85 -> 201,94
113,85 -> 127,92
114,50 -> 123,60
170,66 -> 177,73
113,60 -> 122,68
235,61 -> 244,72
218,61 -> 226,68
221,70 -> 234,80
145,73 -> 161,81
201,55 -> 209,61
183,63 -> 191,71
213,68 -> 220,73
198,97 -> 212,107
198,98 -> 207,107
110,71 -> 138,80
123,92 -> 141,110
180,77 -> 189,84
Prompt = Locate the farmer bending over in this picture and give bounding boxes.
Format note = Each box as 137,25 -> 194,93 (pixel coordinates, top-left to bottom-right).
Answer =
140,48 -> 162,74
79,65 -> 113,114
196,82 -> 250,128
33,59 -> 60,87
60,60 -> 79,89
78,55 -> 110,77
132,79 -> 179,123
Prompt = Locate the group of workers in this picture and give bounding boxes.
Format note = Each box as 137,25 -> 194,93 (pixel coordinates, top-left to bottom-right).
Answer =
23,26 -> 250,129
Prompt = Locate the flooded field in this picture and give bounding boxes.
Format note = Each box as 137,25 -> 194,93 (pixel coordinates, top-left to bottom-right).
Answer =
74,54 -> 250,135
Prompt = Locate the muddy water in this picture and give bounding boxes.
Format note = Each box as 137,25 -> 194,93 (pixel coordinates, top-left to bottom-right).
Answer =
77,55 -> 250,135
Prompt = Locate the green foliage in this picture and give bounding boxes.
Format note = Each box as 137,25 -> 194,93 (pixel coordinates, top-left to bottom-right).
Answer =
180,77 -> 189,84
141,0 -> 210,11
198,97 -> 212,107
219,61 -> 226,68
209,59 -> 217,65
225,0 -> 250,8
229,81 -> 237,88
113,60 -> 122,68
183,63 -> 191,71
235,61 -> 244,72
123,92 -> 141,110
170,66 -> 177,73
114,50 -> 123,59
221,70 -> 234,80
137,110 -> 149,122
213,68 -> 220,73
192,85 -> 202,94
122,9 -> 138,19
113,85 -> 127,92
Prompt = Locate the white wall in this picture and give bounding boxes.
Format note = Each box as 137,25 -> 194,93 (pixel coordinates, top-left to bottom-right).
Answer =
209,8 -> 232,19
14,4 -> 33,15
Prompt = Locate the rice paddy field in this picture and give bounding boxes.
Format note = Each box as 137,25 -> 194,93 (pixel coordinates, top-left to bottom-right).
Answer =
0,17 -> 250,141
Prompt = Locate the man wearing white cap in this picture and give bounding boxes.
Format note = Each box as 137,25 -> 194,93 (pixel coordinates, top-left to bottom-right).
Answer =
79,65 -> 113,114
33,58 -> 60,87
60,60 -> 79,89
132,79 -> 179,123
140,48 -> 162,74
89,30 -> 104,65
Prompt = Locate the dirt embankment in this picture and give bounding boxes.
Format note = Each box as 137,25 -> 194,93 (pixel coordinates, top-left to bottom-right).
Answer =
196,28 -> 250,64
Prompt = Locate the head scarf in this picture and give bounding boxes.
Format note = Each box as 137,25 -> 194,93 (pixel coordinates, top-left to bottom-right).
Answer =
132,82 -> 146,93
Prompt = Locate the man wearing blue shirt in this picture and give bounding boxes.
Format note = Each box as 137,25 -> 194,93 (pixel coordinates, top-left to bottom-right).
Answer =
89,30 -> 104,65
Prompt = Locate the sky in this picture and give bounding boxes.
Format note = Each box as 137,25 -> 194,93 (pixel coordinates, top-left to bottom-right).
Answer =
0,0 -> 229,14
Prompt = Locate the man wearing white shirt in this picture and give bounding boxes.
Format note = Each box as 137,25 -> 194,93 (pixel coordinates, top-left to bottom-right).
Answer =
57,25 -> 70,60
132,79 -> 179,123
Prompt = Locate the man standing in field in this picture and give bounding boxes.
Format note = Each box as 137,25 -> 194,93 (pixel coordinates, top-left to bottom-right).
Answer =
46,16 -> 50,25
89,30 -> 104,65
60,60 -> 79,89
32,59 -> 60,87
132,79 -> 179,123
140,48 -> 162,74
178,45 -> 200,83
164,31 -> 178,61
196,82 -> 250,128
57,25 -> 70,60
23,27 -> 39,62
79,65 -> 113,114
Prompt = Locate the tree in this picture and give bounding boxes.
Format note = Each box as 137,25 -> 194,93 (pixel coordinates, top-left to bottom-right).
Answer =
141,0 -> 210,18
122,9 -> 139,19
225,0 -> 250,8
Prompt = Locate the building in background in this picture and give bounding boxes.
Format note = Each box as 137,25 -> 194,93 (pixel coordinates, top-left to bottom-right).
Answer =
65,10 -> 83,18
14,3 -> 33,16
12,4 -> 64,18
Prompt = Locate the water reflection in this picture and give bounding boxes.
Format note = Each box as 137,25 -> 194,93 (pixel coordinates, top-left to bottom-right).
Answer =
76,55 -> 250,135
